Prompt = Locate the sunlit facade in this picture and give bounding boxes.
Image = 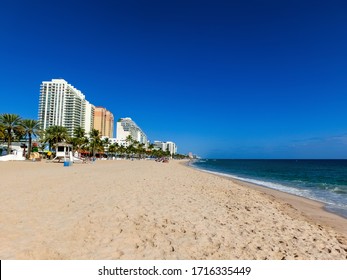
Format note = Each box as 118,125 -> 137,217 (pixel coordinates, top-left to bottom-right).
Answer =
94,107 -> 114,138
153,140 -> 177,155
116,117 -> 148,146
38,79 -> 94,137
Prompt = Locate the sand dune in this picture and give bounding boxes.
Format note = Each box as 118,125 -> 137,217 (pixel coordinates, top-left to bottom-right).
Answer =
0,159 -> 346,259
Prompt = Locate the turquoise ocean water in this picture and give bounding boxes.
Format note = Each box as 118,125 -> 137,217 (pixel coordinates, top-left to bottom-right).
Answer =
190,159 -> 347,219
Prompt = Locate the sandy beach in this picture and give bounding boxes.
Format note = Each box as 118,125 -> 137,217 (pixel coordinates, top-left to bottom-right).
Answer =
0,159 -> 346,260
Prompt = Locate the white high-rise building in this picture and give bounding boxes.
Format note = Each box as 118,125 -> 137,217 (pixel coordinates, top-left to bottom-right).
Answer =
116,117 -> 148,147
38,79 -> 94,137
153,140 -> 177,155
84,100 -> 95,135
165,141 -> 177,155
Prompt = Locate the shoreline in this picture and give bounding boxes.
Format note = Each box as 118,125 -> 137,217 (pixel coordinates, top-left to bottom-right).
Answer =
186,160 -> 347,236
1,159 -> 346,259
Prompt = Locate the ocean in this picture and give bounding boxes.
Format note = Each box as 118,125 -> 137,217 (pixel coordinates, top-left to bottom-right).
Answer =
190,159 -> 347,219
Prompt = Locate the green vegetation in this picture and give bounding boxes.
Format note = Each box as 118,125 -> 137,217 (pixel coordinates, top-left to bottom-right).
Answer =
89,128 -> 102,157
0,113 -> 190,160
20,119 -> 42,159
70,127 -> 88,155
45,125 -> 69,149
0,114 -> 23,154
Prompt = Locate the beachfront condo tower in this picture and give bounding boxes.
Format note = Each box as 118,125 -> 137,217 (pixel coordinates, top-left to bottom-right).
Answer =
153,140 -> 177,155
38,79 -> 95,137
116,117 -> 148,147
93,107 -> 114,138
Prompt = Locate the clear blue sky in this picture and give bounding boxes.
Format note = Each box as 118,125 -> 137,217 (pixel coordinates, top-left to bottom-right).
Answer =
1,0 -> 346,158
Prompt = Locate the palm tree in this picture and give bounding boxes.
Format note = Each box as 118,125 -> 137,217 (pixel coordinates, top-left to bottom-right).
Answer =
118,144 -> 126,158
102,137 -> 111,155
125,134 -> 134,146
71,126 -> 87,156
126,144 -> 136,159
0,123 -> 5,141
108,143 -> 117,156
45,126 -> 69,151
0,113 -> 22,154
89,128 -> 101,157
20,119 -> 41,159
137,143 -> 146,158
113,142 -> 120,156
69,137 -> 80,154
74,126 -> 85,138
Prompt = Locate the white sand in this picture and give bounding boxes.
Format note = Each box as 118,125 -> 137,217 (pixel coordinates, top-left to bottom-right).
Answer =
0,159 -> 346,259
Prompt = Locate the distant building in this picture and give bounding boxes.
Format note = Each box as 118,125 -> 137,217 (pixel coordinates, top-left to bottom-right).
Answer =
116,117 -> 148,147
153,140 -> 177,155
93,107 -> 114,138
153,141 -> 165,151
100,136 -> 123,152
38,79 -> 94,137
84,100 -> 95,135
165,141 -> 177,155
